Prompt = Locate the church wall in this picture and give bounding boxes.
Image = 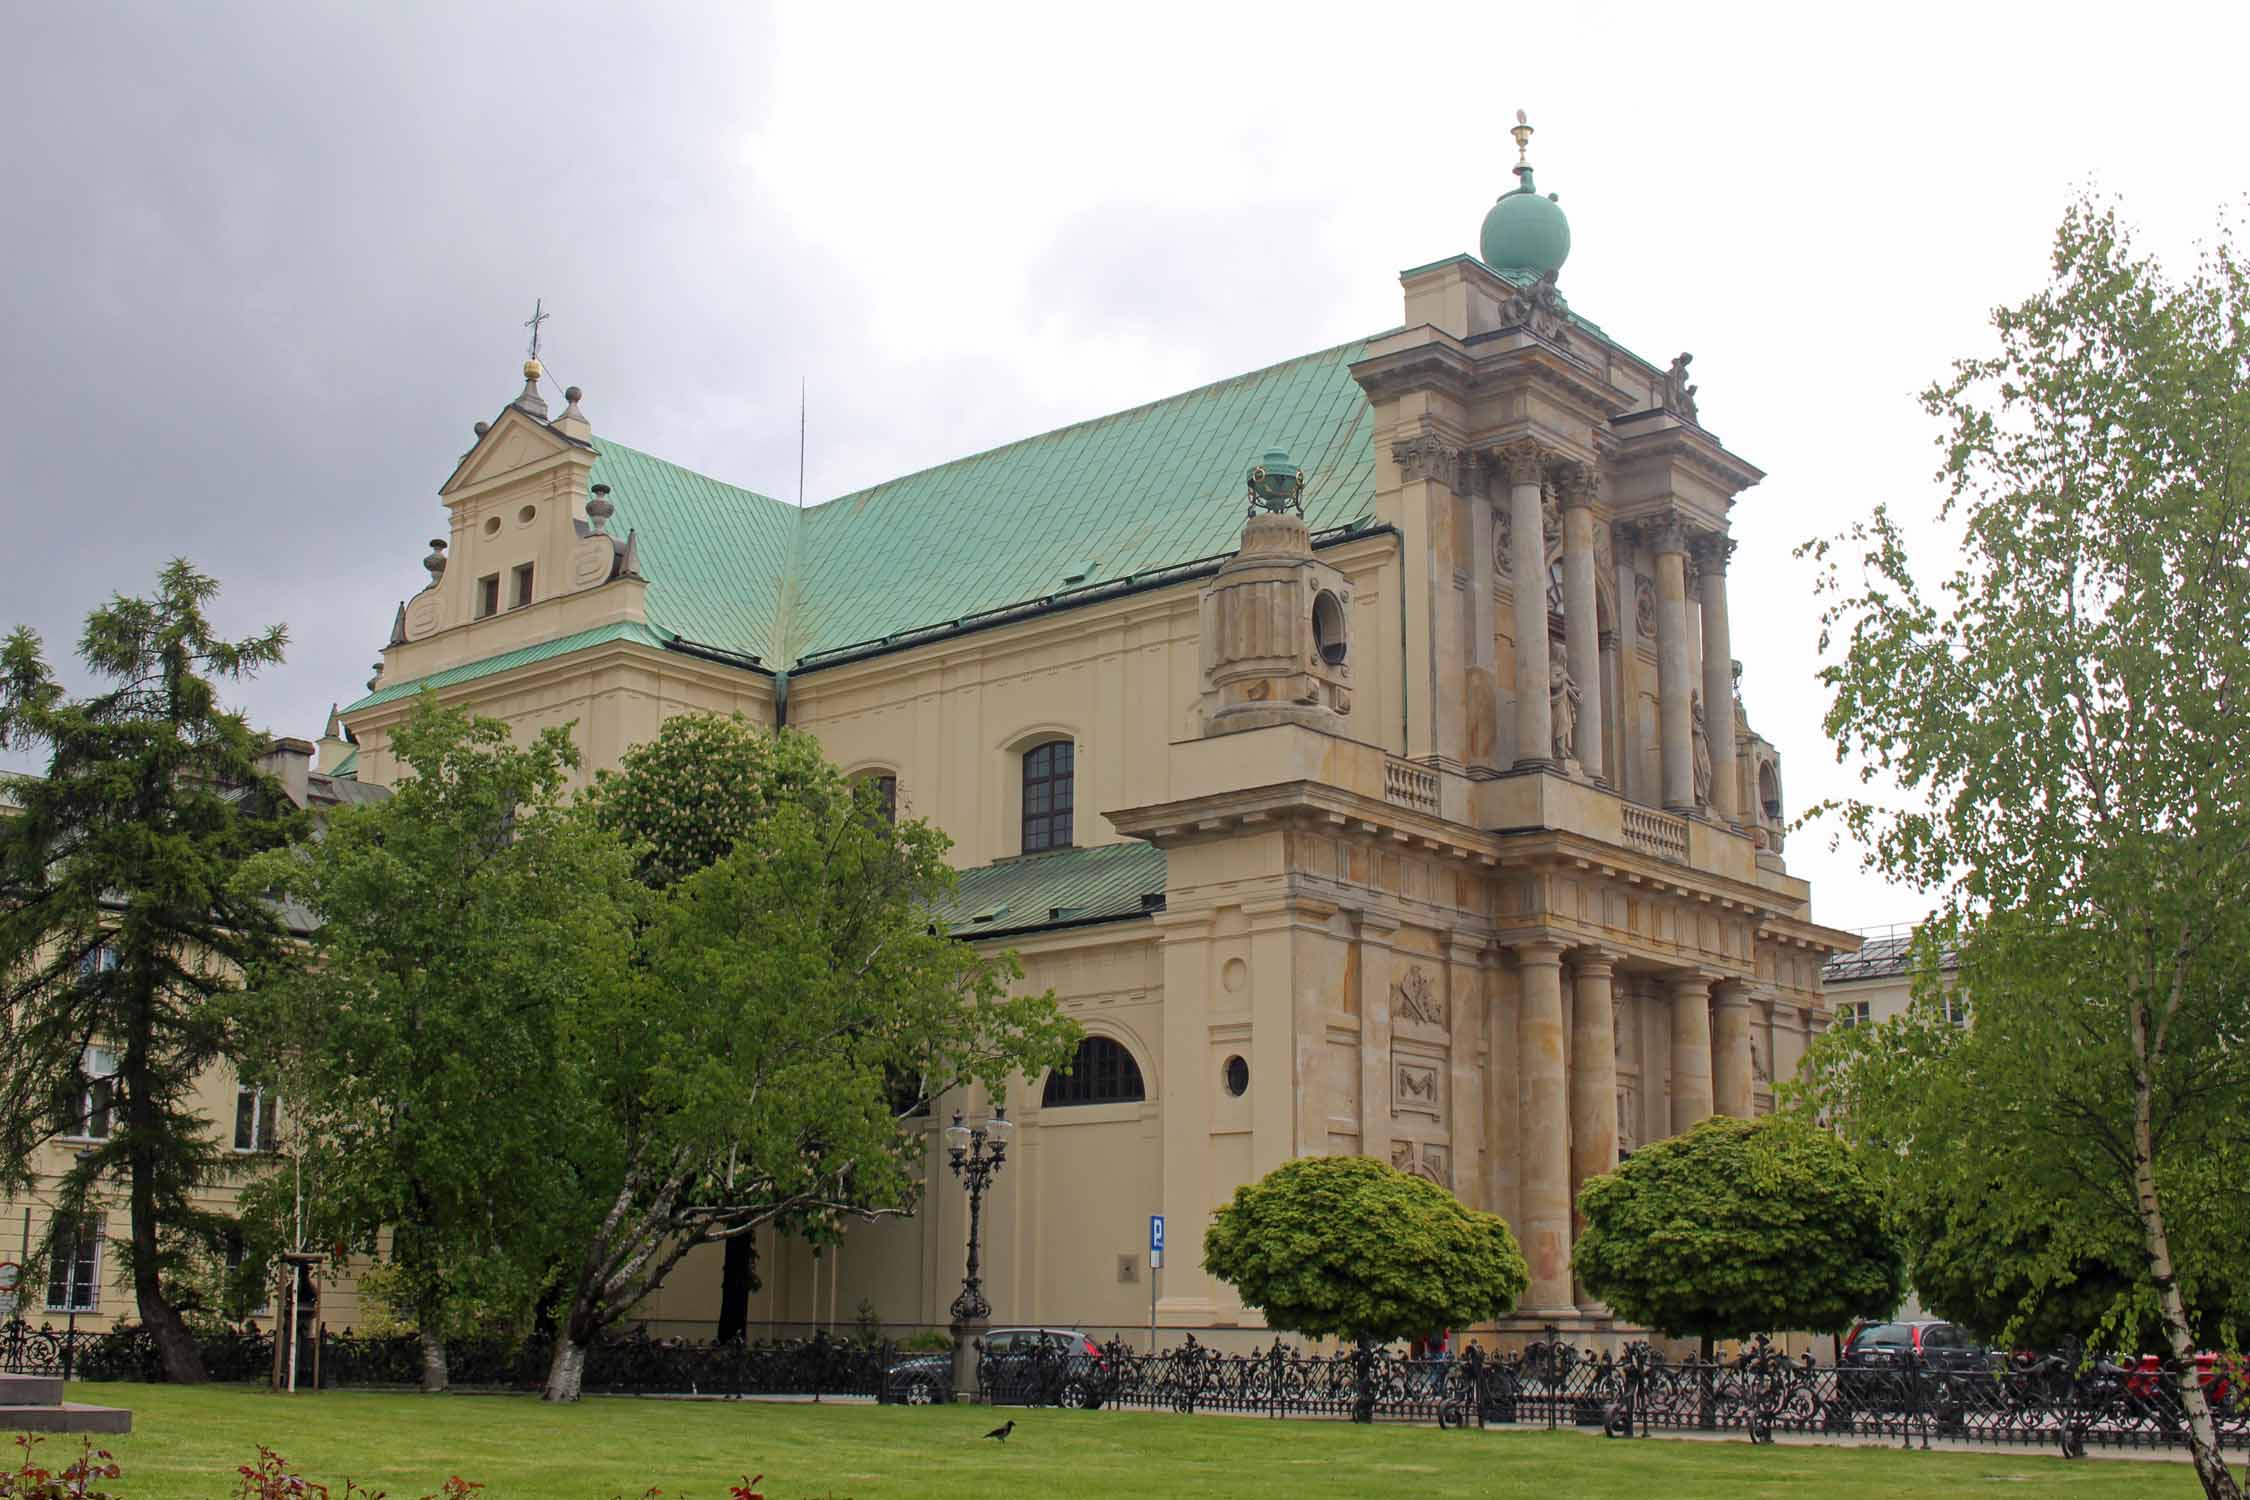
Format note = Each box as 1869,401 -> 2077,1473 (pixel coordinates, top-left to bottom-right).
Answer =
786,535 -> 1400,871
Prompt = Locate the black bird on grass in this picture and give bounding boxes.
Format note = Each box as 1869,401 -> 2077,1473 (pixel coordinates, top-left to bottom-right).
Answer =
983,1419 -> 1016,1443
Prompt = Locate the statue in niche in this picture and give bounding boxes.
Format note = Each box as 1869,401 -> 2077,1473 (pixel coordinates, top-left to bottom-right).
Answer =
1751,1035 -> 1770,1085
1550,657 -> 1581,762
1691,691 -> 1714,805
1663,352 -> 1699,423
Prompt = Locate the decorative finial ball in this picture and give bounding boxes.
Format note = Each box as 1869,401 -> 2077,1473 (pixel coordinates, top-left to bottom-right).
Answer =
473,420 -> 490,437
523,358 -> 543,381
1481,179 -> 1571,276
1516,108 -> 1528,126
565,386 -> 583,404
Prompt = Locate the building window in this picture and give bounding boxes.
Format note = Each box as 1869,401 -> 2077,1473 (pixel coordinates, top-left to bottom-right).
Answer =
234,1085 -> 278,1153
1043,1036 -> 1145,1108
64,1046 -> 117,1142
47,1215 -> 103,1312
476,574 -> 500,618
1836,1000 -> 1872,1028
1312,590 -> 1348,666
1021,740 -> 1074,854
1222,1055 -> 1250,1097
511,563 -> 534,610
860,773 -> 898,823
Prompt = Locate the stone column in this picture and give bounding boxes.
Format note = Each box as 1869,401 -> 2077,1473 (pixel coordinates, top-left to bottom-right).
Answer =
1501,441 -> 1553,769
1695,534 -> 1740,822
1668,973 -> 1715,1133
1444,932 -> 1488,1210
1711,982 -> 1755,1119
1567,951 -> 1619,1222
1651,519 -> 1695,812
1514,938 -> 1573,1314
1558,467 -> 1603,780
1611,522 -> 1643,800
1465,457 -> 1501,774
1597,628 -> 1621,791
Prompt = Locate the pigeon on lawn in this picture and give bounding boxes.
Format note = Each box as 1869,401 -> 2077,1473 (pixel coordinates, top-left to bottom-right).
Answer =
983,1419 -> 1016,1443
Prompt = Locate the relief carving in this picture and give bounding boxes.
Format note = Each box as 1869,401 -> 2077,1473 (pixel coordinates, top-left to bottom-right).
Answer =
1392,967 -> 1446,1030
1393,1060 -> 1441,1119
1494,505 -> 1513,578
1389,1140 -> 1451,1187
1634,575 -> 1656,639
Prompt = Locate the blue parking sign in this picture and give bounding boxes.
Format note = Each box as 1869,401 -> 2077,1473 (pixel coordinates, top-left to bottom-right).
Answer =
1150,1214 -> 1164,1253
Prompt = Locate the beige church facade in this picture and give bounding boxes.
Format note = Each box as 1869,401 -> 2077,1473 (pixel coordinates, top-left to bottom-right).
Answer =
335,125 -> 1856,1344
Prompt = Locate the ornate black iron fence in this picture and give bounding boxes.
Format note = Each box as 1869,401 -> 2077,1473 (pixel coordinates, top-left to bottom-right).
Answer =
977,1330 -> 2250,1458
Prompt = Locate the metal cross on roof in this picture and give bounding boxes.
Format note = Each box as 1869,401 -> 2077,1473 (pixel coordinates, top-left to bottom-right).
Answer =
524,298 -> 551,360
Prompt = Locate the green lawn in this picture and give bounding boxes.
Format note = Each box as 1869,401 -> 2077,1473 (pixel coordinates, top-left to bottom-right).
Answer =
20,1382 -> 2215,1499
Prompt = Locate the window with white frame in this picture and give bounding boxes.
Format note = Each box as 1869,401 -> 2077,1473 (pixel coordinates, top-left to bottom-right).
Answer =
233,1085 -> 278,1153
65,1046 -> 117,1142
1836,1000 -> 1873,1028
46,1214 -> 104,1312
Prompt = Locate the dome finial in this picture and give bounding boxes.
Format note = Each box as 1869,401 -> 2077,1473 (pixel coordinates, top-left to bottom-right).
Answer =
1480,108 -> 1571,278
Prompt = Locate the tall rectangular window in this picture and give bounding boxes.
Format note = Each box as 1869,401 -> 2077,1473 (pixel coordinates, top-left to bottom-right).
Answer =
1021,740 -> 1074,854
46,1214 -> 103,1312
511,563 -> 534,610
65,1045 -> 116,1142
234,1085 -> 278,1153
1837,1000 -> 1872,1028
476,574 -> 500,618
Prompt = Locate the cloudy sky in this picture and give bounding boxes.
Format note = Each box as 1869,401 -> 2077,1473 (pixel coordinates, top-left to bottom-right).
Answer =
4,2 -> 2243,930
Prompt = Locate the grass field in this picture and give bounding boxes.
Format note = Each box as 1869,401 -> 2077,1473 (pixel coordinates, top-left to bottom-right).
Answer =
19,1382 -> 2219,1499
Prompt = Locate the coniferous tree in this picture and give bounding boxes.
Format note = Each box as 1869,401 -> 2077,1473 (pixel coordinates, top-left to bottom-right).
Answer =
0,561 -> 294,1383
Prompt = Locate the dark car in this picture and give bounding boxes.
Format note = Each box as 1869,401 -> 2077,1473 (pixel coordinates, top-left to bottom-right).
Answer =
882,1327 -> 1108,1408
1837,1321 -> 1996,1412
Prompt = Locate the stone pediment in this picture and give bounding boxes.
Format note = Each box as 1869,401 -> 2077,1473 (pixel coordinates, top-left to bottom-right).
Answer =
440,409 -> 588,500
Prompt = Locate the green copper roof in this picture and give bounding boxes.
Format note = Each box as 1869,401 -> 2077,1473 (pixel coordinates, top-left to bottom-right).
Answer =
789,338 -> 1376,660
352,339 -> 1379,712
934,840 -> 1167,939
590,442 -> 798,662
345,621 -> 672,712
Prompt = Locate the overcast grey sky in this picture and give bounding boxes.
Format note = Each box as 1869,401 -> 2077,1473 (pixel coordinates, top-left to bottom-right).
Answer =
4,2 -> 2244,929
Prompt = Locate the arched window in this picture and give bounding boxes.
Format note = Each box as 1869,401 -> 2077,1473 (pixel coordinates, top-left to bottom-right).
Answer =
1021,740 -> 1074,854
857,772 -> 898,823
1042,1036 -> 1145,1108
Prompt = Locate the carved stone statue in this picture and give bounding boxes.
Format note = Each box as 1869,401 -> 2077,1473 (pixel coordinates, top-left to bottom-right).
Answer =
1504,270 -> 1572,347
1691,690 -> 1714,805
1549,657 -> 1581,762
1662,353 -> 1699,423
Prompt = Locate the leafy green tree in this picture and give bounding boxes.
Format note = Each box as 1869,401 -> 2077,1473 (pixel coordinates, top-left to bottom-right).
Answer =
1797,197 -> 2250,1498
1572,1115 -> 1904,1357
1202,1154 -> 1528,1347
234,695 -> 639,1392
0,561 -> 295,1383
539,718 -> 1076,1401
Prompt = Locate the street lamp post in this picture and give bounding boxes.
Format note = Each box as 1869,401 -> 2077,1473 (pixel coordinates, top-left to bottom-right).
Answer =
944,1107 -> 1012,1400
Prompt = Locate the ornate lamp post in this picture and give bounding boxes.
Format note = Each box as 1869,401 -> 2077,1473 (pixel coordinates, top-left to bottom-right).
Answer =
944,1107 -> 1012,1399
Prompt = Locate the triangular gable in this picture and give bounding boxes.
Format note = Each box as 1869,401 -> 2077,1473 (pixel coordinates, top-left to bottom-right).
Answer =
440,405 -> 590,498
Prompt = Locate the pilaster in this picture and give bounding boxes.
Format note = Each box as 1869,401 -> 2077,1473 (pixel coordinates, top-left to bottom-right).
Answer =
1514,937 -> 1573,1315
1353,910 -> 1400,1173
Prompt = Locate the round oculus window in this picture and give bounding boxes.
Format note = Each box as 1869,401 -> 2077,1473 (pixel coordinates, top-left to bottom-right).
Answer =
1312,590 -> 1348,666
1222,1055 -> 1249,1097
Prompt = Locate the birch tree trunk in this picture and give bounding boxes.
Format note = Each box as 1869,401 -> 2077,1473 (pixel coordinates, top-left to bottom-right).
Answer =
418,1326 -> 450,1393
2132,994 -> 2241,1500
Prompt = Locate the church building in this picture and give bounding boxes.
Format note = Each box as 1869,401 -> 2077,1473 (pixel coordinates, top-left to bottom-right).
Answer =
337,119 -> 1856,1342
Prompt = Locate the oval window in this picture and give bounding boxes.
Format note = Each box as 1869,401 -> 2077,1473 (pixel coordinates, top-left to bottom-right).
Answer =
517,503 -> 538,526
1222,1055 -> 1249,1097
1312,590 -> 1347,666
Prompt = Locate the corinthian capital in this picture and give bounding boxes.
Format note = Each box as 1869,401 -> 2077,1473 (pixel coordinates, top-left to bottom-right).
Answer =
1557,464 -> 1601,511
1689,532 -> 1739,574
1647,516 -> 1691,556
1496,438 -> 1548,487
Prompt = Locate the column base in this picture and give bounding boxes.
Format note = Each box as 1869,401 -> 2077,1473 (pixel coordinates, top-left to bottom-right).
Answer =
1513,756 -> 1558,772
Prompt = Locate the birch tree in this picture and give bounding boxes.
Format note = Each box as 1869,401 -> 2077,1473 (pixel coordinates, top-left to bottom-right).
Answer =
1799,197 -> 2250,1498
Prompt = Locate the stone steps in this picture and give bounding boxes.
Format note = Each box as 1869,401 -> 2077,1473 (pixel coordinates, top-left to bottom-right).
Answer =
0,1371 -> 132,1435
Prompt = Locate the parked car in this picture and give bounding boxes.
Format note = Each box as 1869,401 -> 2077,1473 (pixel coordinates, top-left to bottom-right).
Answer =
881,1328 -> 1109,1408
1837,1321 -> 1996,1412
